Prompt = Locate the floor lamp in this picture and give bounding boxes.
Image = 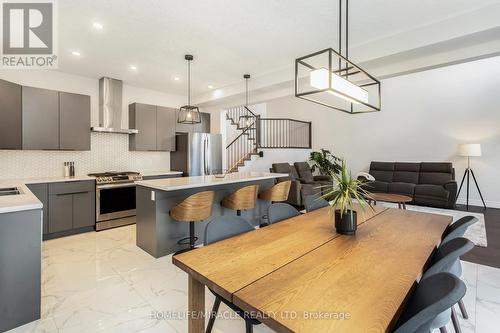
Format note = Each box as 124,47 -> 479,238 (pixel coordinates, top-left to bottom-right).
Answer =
456,143 -> 486,210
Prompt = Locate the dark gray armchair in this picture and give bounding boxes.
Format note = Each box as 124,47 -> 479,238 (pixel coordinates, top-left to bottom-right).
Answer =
271,163 -> 318,207
294,162 -> 332,194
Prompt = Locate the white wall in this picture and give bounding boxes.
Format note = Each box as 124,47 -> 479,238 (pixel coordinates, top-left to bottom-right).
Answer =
0,70 -> 185,178
265,56 -> 500,208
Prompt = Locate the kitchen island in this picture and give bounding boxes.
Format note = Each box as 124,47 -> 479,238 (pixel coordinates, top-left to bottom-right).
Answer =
135,172 -> 288,258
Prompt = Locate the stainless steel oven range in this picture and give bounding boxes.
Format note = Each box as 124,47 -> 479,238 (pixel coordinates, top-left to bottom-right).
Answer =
88,171 -> 143,231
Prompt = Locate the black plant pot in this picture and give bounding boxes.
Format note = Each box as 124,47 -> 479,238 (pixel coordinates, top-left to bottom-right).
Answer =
335,209 -> 357,235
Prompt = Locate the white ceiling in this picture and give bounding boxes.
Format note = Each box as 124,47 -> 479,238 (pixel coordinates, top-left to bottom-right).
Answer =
57,0 -> 500,98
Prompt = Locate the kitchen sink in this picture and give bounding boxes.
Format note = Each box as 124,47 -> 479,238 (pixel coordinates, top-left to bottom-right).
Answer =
0,187 -> 21,196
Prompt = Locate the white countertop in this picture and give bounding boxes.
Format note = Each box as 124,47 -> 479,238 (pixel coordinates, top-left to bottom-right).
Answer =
141,170 -> 183,177
0,181 -> 43,214
135,172 -> 288,192
0,175 -> 96,214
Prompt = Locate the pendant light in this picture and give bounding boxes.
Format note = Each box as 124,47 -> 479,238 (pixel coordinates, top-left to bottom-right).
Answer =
177,54 -> 201,124
295,0 -> 381,114
238,74 -> 253,128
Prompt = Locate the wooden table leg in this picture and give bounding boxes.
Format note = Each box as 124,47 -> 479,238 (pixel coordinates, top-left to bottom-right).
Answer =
403,203 -> 407,210
188,275 -> 205,333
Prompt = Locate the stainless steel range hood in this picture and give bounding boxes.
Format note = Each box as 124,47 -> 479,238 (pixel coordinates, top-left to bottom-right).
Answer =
91,77 -> 138,134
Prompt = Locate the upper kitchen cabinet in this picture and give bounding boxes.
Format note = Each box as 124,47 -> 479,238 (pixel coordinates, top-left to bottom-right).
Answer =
175,111 -> 211,134
0,79 -> 91,151
129,103 -> 157,151
0,79 -> 22,149
156,106 -> 176,151
59,92 -> 91,150
22,86 -> 59,150
129,103 -> 176,151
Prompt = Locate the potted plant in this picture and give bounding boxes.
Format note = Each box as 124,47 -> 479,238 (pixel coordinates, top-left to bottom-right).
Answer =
309,149 -> 342,176
321,160 -> 373,235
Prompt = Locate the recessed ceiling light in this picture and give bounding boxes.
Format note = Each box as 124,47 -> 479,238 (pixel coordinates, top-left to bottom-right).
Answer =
208,85 -> 214,89
92,22 -> 103,30
173,76 -> 180,81
71,51 -> 81,56
130,65 -> 137,70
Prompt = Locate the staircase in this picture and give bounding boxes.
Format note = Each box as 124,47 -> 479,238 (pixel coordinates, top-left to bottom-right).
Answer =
225,105 -> 312,173
226,106 -> 261,173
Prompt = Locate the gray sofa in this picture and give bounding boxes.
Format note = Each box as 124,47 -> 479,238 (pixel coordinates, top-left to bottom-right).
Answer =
363,162 -> 457,209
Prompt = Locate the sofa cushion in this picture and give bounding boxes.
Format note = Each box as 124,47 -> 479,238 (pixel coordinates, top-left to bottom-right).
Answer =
388,182 -> 416,196
272,163 -> 298,181
366,180 -> 389,193
415,184 -> 449,199
419,172 -> 453,185
393,162 -> 420,184
369,162 -> 394,183
420,162 -> 453,173
294,162 -> 314,183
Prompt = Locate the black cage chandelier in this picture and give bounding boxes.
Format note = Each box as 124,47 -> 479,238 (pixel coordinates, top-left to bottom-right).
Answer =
177,54 -> 201,124
295,0 -> 381,114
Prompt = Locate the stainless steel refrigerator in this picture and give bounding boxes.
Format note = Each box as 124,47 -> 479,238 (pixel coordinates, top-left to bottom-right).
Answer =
170,133 -> 223,176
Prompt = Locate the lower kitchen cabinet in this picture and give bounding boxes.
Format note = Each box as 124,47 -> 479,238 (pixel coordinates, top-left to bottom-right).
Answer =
48,193 -> 73,233
26,183 -> 49,234
72,191 -> 95,228
27,180 -> 95,238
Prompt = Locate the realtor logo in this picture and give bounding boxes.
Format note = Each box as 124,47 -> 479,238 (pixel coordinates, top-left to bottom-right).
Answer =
1,0 -> 57,68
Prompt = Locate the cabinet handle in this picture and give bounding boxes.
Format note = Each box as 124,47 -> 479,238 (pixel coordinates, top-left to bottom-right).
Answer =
55,191 -> 88,196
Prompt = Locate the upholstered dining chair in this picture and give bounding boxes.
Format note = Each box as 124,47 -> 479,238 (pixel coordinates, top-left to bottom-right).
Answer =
439,215 -> 477,320
268,202 -> 300,224
422,237 -> 474,333
394,273 -> 466,333
204,216 -> 260,333
442,216 -> 478,245
304,194 -> 329,212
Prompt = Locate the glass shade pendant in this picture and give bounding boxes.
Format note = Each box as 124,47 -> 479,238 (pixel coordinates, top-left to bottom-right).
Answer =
295,0 -> 381,113
178,54 -> 201,124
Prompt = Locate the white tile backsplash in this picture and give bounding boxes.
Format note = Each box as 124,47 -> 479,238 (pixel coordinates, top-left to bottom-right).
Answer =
0,133 -> 170,179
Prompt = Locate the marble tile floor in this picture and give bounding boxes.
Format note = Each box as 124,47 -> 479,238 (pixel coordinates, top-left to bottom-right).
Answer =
7,225 -> 500,333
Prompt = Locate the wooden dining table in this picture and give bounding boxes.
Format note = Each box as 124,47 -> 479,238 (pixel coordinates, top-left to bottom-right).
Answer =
172,204 -> 451,333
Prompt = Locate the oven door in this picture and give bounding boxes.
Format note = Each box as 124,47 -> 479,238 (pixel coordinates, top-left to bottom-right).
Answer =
96,183 -> 136,222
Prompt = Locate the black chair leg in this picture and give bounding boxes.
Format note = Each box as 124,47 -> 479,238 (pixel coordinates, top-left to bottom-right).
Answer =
245,320 -> 253,333
189,221 -> 196,249
458,298 -> 468,319
205,297 -> 222,333
451,306 -> 462,333
440,327 -> 448,333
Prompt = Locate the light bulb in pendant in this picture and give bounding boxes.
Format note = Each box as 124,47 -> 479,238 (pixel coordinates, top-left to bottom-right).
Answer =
187,112 -> 192,119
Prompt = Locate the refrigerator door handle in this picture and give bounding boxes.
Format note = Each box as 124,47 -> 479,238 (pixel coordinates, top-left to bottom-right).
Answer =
206,136 -> 211,175
203,137 -> 208,175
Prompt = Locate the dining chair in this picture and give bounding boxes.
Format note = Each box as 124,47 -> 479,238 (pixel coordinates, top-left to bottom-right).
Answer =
268,202 -> 300,224
394,273 -> 466,333
422,237 -> 474,333
204,216 -> 261,333
439,215 -> 477,320
304,194 -> 329,212
441,216 -> 478,245
258,180 -> 292,226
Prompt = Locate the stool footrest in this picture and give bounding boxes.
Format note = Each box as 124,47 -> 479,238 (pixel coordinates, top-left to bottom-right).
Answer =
177,236 -> 199,246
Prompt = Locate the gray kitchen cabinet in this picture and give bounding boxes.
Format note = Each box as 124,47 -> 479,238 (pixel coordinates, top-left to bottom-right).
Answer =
48,181 -> 95,234
200,112 -> 211,133
129,103 -> 157,151
48,193 -> 73,233
72,191 -> 95,228
0,79 -> 22,149
59,92 -> 91,150
22,86 -> 59,150
26,183 -> 49,234
156,106 -> 176,151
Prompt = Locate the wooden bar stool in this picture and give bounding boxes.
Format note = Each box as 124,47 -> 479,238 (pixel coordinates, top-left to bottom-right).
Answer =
221,185 -> 259,216
259,180 -> 291,202
170,191 -> 215,252
258,180 -> 292,226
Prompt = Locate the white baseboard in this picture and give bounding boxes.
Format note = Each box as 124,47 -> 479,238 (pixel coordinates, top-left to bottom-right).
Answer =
456,197 -> 500,209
